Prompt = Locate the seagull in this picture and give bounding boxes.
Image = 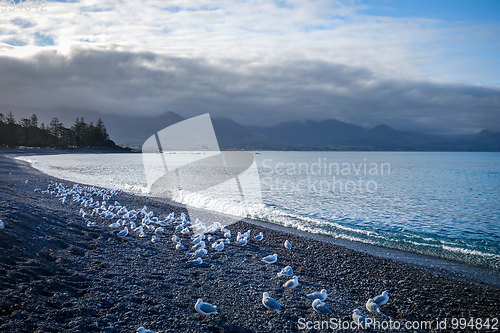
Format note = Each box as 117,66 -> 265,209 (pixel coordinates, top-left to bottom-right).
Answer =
277,266 -> 293,277
117,227 -> 128,237
234,238 -> 247,246
352,309 -> 369,329
139,231 -> 146,238
366,298 -> 385,317
282,276 -> 298,289
186,249 -> 207,258
175,225 -> 184,232
165,212 -> 175,222
192,234 -> 204,245
175,242 -> 185,250
312,299 -> 332,315
373,291 -> 389,306
241,230 -> 251,239
213,241 -> 224,251
195,299 -> 217,321
284,240 -> 292,249
155,227 -> 165,236
172,235 -> 181,242
109,220 -> 123,228
254,232 -> 263,241
192,241 -> 206,250
261,254 -> 278,264
0,220 -> 4,229
307,289 -> 327,301
262,292 -> 281,314
189,257 -> 203,265
152,235 -> 161,243
137,327 -> 155,333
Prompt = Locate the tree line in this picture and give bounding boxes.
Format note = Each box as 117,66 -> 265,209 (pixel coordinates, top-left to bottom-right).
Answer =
0,111 -> 120,149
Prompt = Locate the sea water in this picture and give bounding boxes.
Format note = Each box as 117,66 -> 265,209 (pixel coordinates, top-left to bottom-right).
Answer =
17,151 -> 500,270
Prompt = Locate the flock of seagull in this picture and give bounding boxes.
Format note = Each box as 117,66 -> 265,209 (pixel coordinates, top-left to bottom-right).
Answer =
33,180 -> 391,331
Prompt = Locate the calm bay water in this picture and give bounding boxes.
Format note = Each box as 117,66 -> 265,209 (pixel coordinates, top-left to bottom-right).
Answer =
18,151 -> 500,269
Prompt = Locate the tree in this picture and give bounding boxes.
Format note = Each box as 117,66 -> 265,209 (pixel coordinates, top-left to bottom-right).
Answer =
72,117 -> 89,148
0,112 -> 118,149
30,114 -> 38,128
49,118 -> 63,146
19,118 -> 31,145
96,118 -> 110,147
0,113 -> 4,147
5,112 -> 17,147
6,112 -> 15,125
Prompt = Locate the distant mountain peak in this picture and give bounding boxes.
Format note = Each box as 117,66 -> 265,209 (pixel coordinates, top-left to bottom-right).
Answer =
371,124 -> 396,132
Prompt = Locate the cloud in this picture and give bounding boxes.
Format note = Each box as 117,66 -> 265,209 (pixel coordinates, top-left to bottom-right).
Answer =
0,0 -> 498,134
0,47 -> 498,134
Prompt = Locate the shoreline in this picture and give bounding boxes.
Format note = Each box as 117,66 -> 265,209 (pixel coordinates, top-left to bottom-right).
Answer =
1,153 -> 500,332
145,194 -> 500,287
5,149 -> 500,286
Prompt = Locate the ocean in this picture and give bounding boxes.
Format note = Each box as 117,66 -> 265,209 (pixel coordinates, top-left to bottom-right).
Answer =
17,151 -> 500,270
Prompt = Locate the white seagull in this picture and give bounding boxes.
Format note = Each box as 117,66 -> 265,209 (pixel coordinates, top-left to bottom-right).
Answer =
261,254 -> 278,264
137,327 -> 155,333
366,298 -> 385,317
262,292 -> 281,314
186,249 -> 207,258
234,238 -> 248,246
307,289 -> 327,301
277,266 -> 293,277
373,291 -> 389,306
254,232 -> 263,241
151,235 -> 161,243
284,240 -> 292,249
0,220 -> 4,229
213,241 -> 224,251
352,309 -> 369,329
175,242 -> 185,250
195,298 -> 218,320
282,276 -> 298,289
189,257 -> 203,265
312,299 -> 332,315
192,241 -> 206,250
109,220 -> 123,228
117,227 -> 128,237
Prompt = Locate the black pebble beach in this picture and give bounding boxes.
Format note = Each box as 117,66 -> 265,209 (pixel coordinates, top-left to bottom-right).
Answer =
1,153 -> 499,333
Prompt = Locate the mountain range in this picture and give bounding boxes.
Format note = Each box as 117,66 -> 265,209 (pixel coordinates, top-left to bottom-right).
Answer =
3,106 -> 499,151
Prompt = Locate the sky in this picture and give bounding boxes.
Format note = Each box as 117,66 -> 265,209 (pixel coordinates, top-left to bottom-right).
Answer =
0,0 -> 499,134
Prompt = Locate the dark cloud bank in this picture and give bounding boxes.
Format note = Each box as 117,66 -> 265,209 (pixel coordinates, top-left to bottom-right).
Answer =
0,47 -> 499,149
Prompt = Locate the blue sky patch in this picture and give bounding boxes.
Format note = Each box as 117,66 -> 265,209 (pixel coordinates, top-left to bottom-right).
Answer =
3,38 -> 28,46
34,33 -> 54,46
11,18 -> 36,28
